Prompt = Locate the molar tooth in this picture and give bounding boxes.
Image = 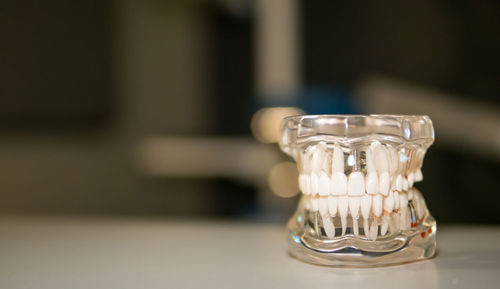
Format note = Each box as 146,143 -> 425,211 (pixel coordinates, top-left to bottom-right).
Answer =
311,196 -> 319,211
323,216 -> 336,238
318,172 -> 330,196
331,172 -> 347,195
365,172 -> 379,195
373,194 -> 383,218
348,172 -> 365,196
414,168 -> 423,182
379,172 -> 390,196
319,196 -> 328,216
349,197 -> 361,236
332,145 -> 344,173
408,172 -> 415,188
338,196 -> 349,235
328,196 -> 338,217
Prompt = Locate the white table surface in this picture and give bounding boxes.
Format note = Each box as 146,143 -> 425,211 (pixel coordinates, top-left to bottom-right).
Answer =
0,216 -> 499,289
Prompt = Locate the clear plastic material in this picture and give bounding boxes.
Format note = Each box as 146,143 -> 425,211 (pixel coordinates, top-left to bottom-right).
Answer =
279,115 -> 436,267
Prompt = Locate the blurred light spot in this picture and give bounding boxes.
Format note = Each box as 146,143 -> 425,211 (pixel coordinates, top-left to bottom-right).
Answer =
268,161 -> 299,198
292,234 -> 301,244
400,153 -> 409,162
347,154 -> 355,166
251,107 -> 303,143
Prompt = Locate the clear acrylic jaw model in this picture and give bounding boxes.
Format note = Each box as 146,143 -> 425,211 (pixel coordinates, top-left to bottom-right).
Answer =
279,115 -> 436,267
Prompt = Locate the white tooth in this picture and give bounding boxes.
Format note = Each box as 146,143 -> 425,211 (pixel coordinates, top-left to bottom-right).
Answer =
365,171 -> 379,195
349,197 -> 361,237
331,172 -> 347,195
349,197 -> 360,219
348,172 -> 365,196
360,194 -> 372,219
328,196 -> 338,216
322,216 -> 336,238
318,172 -> 330,196
408,172 -> 414,188
338,196 -> 349,235
395,174 -> 403,192
311,196 -> 319,211
369,220 -> 378,240
299,174 -> 307,194
303,195 -> 311,210
408,189 -> 414,200
304,174 -> 311,195
365,149 -> 376,172
383,191 -> 395,213
371,142 -> 389,174
387,146 -> 398,175
332,145 -> 344,173
319,197 -> 328,216
373,194 -> 383,217
352,218 -> 359,236
393,190 -> 400,210
381,216 -> 389,236
414,168 -> 423,182
363,218 -> 370,237
311,172 -> 319,195
403,178 -> 409,191
399,194 -> 409,230
311,147 -> 322,172
379,172 -> 390,196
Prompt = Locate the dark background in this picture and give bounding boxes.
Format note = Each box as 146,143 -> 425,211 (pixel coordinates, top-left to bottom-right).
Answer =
1,0 -> 499,224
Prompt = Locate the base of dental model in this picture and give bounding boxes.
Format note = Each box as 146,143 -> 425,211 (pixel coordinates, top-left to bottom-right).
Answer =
280,115 -> 436,267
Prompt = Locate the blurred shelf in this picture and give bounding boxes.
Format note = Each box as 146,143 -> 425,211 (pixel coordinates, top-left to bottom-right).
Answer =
0,216 -> 499,289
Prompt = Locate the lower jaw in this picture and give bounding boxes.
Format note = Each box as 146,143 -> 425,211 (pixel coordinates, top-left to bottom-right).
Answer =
287,189 -> 436,267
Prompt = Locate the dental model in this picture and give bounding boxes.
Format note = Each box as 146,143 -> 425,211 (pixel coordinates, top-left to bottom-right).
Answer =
280,115 -> 436,266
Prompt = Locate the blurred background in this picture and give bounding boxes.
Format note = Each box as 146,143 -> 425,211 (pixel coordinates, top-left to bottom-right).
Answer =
1,0 -> 499,224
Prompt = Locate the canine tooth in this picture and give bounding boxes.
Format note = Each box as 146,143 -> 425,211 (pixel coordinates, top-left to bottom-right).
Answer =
408,189 -> 414,200
371,142 -> 389,173
328,196 -> 338,216
403,178 -> 409,191
414,168 -> 423,182
408,172 -> 414,188
365,172 -> 378,195
319,196 -> 328,216
379,172 -> 390,196
383,191 -> 395,213
323,216 -> 336,238
348,172 -> 365,196
332,145 -> 344,173
318,172 -> 330,196
338,196 -> 349,235
311,196 -> 319,211
311,147 -> 322,171
363,219 -> 370,237
365,149 -> 376,172
352,218 -> 359,236
331,172 -> 347,195
311,172 -> 319,195
373,194 -> 383,217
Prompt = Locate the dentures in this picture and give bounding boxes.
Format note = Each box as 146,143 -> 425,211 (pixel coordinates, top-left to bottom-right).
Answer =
297,141 -> 427,240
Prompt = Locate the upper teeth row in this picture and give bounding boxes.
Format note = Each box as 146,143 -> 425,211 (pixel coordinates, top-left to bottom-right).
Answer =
298,141 -> 424,196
